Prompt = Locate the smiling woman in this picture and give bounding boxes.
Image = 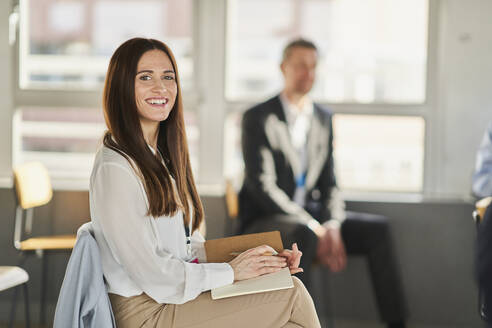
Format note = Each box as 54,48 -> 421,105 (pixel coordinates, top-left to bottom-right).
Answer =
90,38 -> 321,328
101,38 -> 194,221
134,50 -> 177,135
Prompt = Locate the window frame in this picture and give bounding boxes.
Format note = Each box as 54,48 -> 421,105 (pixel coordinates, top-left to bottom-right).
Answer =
222,0 -> 440,199
6,0 -> 442,199
11,0 -> 201,190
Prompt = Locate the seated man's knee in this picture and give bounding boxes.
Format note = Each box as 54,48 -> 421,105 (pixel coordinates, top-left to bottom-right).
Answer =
293,224 -> 318,250
367,214 -> 390,235
295,223 -> 317,239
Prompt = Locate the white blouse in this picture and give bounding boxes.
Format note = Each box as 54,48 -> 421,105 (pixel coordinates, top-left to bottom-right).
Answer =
89,145 -> 234,304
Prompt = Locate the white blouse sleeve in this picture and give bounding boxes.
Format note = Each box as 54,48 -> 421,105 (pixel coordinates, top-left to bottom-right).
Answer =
91,161 -> 234,304
190,231 -> 208,263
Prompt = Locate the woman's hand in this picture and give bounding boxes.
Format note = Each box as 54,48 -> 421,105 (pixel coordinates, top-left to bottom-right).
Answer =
278,243 -> 304,274
228,245 -> 287,281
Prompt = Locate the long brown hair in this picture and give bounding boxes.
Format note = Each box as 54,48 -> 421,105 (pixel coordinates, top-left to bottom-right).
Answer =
102,37 -> 203,231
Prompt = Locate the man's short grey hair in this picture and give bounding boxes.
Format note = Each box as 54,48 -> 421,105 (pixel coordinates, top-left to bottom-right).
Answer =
282,38 -> 318,62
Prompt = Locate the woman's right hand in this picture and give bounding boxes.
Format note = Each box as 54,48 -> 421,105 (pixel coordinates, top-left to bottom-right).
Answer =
228,245 -> 287,281
277,243 -> 304,274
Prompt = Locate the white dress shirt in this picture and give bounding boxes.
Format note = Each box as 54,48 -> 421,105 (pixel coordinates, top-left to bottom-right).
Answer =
279,93 -> 314,154
89,145 -> 234,304
279,93 -> 314,206
278,94 -> 343,229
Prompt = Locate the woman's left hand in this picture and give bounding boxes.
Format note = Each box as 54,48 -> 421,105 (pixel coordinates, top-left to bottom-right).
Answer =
277,243 -> 303,274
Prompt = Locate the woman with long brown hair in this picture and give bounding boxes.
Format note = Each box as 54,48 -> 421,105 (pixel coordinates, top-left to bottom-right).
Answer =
89,37 -> 320,327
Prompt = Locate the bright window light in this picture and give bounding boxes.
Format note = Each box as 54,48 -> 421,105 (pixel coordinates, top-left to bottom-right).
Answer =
20,0 -> 194,90
226,0 -> 428,104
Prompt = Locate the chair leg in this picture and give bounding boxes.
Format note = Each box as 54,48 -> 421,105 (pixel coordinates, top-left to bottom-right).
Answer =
8,285 -> 20,328
23,282 -> 31,328
40,253 -> 47,326
17,253 -> 28,267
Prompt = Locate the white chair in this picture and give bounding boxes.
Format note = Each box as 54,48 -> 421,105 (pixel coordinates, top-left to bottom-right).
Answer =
0,266 -> 30,328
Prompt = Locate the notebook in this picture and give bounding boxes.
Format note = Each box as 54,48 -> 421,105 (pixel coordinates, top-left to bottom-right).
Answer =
211,267 -> 293,300
204,231 -> 294,300
204,231 -> 284,263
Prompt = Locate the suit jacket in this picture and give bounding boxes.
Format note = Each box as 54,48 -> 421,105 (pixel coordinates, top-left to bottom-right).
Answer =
238,95 -> 345,231
477,204 -> 492,322
54,222 -> 116,328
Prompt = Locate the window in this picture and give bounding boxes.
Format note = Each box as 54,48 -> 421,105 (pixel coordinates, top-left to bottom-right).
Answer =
333,115 -> 425,192
20,0 -> 194,90
10,0 -> 432,193
13,107 -> 200,188
14,0 -> 197,187
223,113 -> 425,193
13,107 -> 105,186
226,0 -> 428,104
224,0 -> 430,193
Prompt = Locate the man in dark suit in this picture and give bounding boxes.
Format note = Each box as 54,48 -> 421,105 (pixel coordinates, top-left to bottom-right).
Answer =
477,201 -> 492,326
238,38 -> 407,328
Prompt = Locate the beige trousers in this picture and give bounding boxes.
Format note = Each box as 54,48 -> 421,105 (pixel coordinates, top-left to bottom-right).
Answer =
109,276 -> 321,328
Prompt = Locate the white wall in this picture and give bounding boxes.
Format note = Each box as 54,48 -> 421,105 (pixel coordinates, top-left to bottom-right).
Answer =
436,0 -> 492,197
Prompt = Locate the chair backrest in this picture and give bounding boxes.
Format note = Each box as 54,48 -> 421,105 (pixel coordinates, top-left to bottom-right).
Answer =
225,179 -> 238,220
13,162 -> 53,210
54,223 -> 116,327
12,162 -> 53,248
476,197 -> 492,223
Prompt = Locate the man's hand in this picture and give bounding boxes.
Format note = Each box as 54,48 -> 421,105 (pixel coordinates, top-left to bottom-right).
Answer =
317,226 -> 347,272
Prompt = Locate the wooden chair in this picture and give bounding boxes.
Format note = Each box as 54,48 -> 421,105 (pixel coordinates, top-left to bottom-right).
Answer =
13,162 -> 76,325
224,179 -> 240,236
225,179 -> 239,220
474,197 -> 492,224
0,266 -> 30,328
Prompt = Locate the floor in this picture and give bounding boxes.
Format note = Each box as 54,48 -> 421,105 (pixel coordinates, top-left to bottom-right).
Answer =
331,319 -> 483,328
2,319 -> 481,328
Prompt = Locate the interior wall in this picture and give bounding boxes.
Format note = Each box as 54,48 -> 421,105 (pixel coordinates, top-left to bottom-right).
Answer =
435,0 -> 492,197
334,200 -> 479,327
0,190 -> 481,327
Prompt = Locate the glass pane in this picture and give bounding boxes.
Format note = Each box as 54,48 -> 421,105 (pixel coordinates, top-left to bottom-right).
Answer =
22,0 -> 193,90
226,0 -> 428,104
14,108 -> 105,180
333,115 -> 425,192
15,107 -> 200,182
223,112 -> 424,193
